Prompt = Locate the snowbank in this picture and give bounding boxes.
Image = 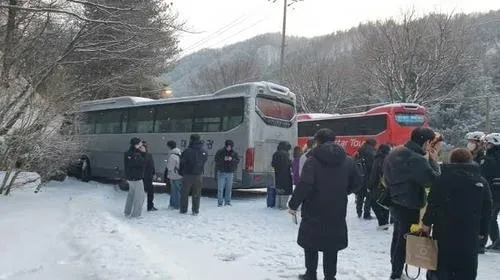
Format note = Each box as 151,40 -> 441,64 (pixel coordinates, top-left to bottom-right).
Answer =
0,171 -> 41,193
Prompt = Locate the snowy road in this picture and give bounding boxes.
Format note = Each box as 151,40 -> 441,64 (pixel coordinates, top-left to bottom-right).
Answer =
1,179 -> 499,280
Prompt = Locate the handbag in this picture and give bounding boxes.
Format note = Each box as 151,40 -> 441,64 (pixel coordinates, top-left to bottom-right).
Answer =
405,233 -> 439,280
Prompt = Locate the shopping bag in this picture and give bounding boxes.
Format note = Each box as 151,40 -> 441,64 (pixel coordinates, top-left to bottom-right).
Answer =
405,234 -> 438,271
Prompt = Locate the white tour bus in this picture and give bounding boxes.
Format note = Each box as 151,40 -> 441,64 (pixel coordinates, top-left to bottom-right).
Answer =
65,81 -> 297,189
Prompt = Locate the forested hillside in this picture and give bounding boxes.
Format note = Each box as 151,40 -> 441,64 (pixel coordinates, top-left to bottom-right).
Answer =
164,10 -> 500,145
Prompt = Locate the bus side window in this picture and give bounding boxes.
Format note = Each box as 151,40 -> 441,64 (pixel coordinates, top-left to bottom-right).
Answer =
80,112 -> 96,135
155,103 -> 193,133
127,107 -> 155,133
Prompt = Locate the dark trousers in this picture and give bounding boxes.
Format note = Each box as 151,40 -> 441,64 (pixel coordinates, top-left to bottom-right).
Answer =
435,250 -> 478,280
480,200 -> 500,248
304,248 -> 338,280
180,175 -> 203,214
390,205 -> 420,279
372,200 -> 389,226
356,187 -> 372,218
143,179 -> 154,210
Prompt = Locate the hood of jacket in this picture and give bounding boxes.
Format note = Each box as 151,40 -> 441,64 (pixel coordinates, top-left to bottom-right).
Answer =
188,140 -> 203,149
405,140 -> 426,155
358,143 -> 375,158
277,141 -> 291,152
169,147 -> 181,155
311,141 -> 347,166
375,145 -> 391,157
486,145 -> 500,158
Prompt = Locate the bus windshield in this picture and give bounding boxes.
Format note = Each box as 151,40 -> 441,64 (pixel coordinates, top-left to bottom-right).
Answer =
395,113 -> 425,126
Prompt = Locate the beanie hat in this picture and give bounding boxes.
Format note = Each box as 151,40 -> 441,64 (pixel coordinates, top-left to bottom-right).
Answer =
130,137 -> 141,146
225,140 -> 234,147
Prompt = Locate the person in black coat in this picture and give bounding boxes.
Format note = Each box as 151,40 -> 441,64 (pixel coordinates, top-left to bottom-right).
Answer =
480,133 -> 500,251
123,138 -> 147,218
367,144 -> 391,229
422,148 -> 492,280
179,134 -> 208,215
383,127 -> 441,280
355,138 -> 377,219
272,141 -> 293,209
141,141 -> 156,211
288,128 -> 362,280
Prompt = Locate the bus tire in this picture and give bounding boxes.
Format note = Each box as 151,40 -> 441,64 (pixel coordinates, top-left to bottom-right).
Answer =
118,180 -> 129,191
81,159 -> 91,182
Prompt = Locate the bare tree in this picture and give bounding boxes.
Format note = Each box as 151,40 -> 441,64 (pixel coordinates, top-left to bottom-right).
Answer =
189,52 -> 260,93
0,0 -> 182,183
281,47 -> 356,113
355,11 -> 476,104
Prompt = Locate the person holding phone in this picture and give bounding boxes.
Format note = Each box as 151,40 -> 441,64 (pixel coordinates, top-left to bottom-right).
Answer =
383,127 -> 441,280
123,137 -> 147,218
214,140 -> 240,207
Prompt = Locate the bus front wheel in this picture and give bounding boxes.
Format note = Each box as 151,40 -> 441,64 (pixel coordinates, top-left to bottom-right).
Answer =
81,159 -> 91,182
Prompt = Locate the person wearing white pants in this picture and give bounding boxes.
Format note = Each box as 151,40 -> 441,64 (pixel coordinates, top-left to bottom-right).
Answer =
124,180 -> 146,217
123,137 -> 147,218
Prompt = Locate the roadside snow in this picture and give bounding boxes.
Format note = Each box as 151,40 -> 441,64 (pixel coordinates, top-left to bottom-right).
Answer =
0,179 -> 499,280
0,171 -> 41,192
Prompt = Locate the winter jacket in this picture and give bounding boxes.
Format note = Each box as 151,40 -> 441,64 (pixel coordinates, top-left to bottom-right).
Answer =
481,146 -> 500,201
422,163 -> 492,253
367,148 -> 390,193
272,145 -> 293,195
124,148 -> 146,181
298,149 -> 312,176
166,148 -> 182,180
288,142 -> 362,252
383,141 -> 440,210
179,140 -> 208,176
357,143 -> 376,177
214,148 -> 240,173
143,152 -> 155,183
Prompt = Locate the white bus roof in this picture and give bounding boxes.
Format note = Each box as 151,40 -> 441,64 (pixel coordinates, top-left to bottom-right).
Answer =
77,81 -> 293,112
299,113 -> 339,118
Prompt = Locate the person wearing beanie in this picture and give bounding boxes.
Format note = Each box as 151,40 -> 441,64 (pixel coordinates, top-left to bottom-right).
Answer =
214,139 -> 240,206
124,137 -> 147,218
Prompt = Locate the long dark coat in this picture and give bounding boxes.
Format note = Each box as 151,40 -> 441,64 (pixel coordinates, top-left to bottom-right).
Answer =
272,142 -> 293,195
288,142 -> 362,252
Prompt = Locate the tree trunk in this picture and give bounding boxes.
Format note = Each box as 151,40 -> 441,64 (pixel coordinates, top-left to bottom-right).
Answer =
4,170 -> 20,195
1,0 -> 18,88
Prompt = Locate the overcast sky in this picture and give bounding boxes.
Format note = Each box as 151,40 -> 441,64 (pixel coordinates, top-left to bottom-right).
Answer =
172,0 -> 500,56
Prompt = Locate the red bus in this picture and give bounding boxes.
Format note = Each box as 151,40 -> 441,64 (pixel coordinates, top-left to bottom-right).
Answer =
298,103 -> 429,156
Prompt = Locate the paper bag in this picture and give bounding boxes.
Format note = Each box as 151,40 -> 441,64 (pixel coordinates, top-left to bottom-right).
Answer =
405,234 -> 438,271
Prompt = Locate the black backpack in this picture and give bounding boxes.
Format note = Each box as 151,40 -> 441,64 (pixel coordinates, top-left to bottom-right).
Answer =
354,153 -> 368,178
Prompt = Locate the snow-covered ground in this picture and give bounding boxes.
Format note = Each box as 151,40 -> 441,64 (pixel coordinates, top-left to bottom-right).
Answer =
1,178 -> 499,280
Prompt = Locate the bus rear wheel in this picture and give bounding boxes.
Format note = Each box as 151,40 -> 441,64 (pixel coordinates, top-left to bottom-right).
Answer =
118,180 -> 129,191
81,159 -> 91,182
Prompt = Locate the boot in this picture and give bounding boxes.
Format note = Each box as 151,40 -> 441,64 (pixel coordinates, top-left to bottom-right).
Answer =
298,273 -> 317,280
